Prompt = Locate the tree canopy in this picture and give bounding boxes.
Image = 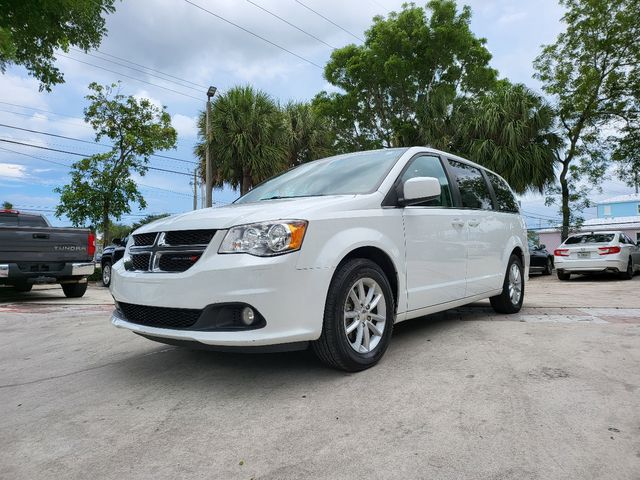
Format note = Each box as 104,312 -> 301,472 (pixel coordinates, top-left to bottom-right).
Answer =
0,0 -> 117,91
55,82 -> 177,243
534,0 -> 640,239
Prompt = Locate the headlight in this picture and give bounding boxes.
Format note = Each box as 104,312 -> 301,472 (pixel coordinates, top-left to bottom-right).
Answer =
219,220 -> 308,257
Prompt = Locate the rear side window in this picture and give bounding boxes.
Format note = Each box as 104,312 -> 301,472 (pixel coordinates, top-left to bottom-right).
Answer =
448,160 -> 494,210
18,215 -> 48,227
0,213 -> 18,226
399,155 -> 453,207
565,233 -> 615,244
487,172 -> 519,213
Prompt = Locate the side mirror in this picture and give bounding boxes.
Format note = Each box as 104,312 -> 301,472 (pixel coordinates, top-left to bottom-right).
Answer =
539,244 -> 546,250
401,177 -> 441,206
112,238 -> 122,246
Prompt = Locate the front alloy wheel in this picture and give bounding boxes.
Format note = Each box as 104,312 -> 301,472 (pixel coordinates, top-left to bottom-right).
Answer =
102,262 -> 112,287
312,258 -> 394,371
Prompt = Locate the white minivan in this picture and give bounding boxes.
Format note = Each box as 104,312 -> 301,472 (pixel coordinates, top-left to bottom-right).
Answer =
111,147 -> 529,371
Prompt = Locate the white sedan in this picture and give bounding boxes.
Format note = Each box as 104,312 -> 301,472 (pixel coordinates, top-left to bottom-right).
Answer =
554,231 -> 640,280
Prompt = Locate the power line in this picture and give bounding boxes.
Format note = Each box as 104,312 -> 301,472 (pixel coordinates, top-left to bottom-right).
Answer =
56,53 -> 202,101
244,0 -> 337,49
0,138 -> 193,177
0,123 -> 198,165
0,145 -> 71,168
94,49 -> 208,89
183,0 -> 323,69
294,0 -> 364,42
69,47 -> 203,93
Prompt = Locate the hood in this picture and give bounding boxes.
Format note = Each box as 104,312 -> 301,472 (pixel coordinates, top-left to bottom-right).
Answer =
134,194 -> 374,234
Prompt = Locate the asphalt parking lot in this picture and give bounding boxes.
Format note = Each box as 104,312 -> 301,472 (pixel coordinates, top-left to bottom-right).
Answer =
1,274 -> 639,480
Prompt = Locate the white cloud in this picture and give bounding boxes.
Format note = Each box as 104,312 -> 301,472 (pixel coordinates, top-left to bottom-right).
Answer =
0,162 -> 27,179
172,113 -> 198,139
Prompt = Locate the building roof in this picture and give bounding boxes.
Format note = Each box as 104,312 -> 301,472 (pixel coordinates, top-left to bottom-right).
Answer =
596,193 -> 640,205
535,215 -> 640,233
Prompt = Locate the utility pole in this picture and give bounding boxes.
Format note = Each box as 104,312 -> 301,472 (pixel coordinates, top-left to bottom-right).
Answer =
205,86 -> 217,208
193,167 -> 198,210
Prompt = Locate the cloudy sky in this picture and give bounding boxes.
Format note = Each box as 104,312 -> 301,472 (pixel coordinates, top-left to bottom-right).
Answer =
0,0 -> 633,228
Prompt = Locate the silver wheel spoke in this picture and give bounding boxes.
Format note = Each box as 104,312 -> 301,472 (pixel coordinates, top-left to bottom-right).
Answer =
364,285 -> 375,305
344,310 -> 358,319
346,319 -> 359,334
354,323 -> 364,349
367,320 -> 383,337
369,313 -> 385,322
357,280 -> 366,304
348,289 -> 360,307
362,323 -> 370,350
369,293 -> 383,310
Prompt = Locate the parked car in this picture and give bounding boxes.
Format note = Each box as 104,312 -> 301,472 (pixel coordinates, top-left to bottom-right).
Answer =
110,147 -> 529,371
0,209 -> 95,297
554,231 -> 640,280
100,236 -> 128,287
528,241 -> 553,275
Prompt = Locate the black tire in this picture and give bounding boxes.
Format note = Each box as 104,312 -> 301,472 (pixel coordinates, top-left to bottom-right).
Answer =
557,270 -> 571,281
102,261 -> 112,287
14,283 -> 33,293
490,254 -> 524,314
620,257 -> 634,280
312,258 -> 395,372
61,281 -> 88,298
543,257 -> 553,275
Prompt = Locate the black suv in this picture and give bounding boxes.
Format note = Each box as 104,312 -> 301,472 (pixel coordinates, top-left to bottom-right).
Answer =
529,241 -> 553,275
100,237 -> 128,287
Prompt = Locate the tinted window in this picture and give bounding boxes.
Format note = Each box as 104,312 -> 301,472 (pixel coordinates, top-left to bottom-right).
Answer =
564,233 -> 615,244
0,213 -> 18,226
236,148 -> 407,204
448,160 -> 494,210
487,172 -> 519,213
18,215 -> 48,227
399,155 -> 452,207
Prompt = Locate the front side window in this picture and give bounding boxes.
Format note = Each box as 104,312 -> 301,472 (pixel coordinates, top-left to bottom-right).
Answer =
487,172 -> 519,213
236,148 -> 408,204
448,160 -> 494,210
399,155 -> 452,207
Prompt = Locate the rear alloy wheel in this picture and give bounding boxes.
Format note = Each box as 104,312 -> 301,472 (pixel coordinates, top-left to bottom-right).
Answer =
543,258 -> 553,275
102,261 -> 112,287
620,257 -> 634,280
490,254 -> 524,314
312,258 -> 394,372
557,270 -> 571,281
61,282 -> 88,298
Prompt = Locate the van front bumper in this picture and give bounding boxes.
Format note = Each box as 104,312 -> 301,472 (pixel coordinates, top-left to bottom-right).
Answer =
110,249 -> 334,348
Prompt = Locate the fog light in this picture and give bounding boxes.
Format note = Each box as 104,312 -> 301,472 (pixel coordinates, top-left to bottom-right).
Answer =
241,306 -> 255,326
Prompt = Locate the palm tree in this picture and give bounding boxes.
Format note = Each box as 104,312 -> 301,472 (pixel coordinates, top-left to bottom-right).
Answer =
283,102 -> 334,166
195,86 -> 287,195
459,83 -> 561,194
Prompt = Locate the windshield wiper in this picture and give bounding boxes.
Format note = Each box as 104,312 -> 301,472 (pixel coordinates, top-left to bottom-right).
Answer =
259,194 -> 326,201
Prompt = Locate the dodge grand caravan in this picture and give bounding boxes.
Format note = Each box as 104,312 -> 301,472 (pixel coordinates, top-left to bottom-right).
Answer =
111,147 -> 529,371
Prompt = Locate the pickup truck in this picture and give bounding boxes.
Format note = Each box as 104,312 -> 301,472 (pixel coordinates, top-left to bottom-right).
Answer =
100,236 -> 128,287
0,209 -> 95,297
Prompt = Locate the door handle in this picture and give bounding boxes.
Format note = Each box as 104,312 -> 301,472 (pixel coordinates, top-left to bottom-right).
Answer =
468,219 -> 480,227
33,233 -> 50,239
451,219 -> 465,227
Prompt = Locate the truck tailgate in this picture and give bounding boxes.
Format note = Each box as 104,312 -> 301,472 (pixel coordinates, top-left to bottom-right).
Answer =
0,226 -> 92,263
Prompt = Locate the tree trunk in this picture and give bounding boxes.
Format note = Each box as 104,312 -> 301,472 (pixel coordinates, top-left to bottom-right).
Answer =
241,170 -> 252,195
559,161 -> 570,242
102,205 -> 110,246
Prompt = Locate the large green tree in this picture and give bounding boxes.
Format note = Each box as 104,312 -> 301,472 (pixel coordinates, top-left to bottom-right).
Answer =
458,82 -> 561,194
314,1 -> 497,150
534,0 -> 640,240
0,0 -> 117,91
55,82 -> 177,243
283,102 -> 334,167
195,86 -> 287,195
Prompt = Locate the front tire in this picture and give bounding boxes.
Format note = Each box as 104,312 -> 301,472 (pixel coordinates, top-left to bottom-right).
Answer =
61,281 -> 88,298
312,258 -> 395,372
490,254 -> 524,314
102,261 -> 112,287
543,257 -> 553,275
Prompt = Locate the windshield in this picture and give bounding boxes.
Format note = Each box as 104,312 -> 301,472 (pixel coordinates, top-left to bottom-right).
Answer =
564,233 -> 615,244
235,148 -> 407,204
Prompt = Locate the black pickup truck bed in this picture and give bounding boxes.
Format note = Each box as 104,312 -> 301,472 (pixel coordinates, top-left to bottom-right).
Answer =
0,210 -> 95,297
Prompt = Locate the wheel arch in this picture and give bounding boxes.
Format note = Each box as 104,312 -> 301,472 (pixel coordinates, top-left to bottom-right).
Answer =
335,246 -> 399,308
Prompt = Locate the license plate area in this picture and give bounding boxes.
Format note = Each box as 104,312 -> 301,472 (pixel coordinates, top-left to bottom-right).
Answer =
577,252 -> 590,259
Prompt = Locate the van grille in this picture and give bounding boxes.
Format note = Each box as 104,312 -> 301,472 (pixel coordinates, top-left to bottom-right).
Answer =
133,233 -> 157,246
131,253 -> 151,271
163,229 -> 215,246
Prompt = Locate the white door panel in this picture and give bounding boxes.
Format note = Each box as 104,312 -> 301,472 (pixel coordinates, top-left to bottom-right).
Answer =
403,208 -> 468,310
466,211 -> 507,295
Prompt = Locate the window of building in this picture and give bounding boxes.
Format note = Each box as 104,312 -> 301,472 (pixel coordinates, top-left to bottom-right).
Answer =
603,205 -> 612,216
448,160 -> 494,210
